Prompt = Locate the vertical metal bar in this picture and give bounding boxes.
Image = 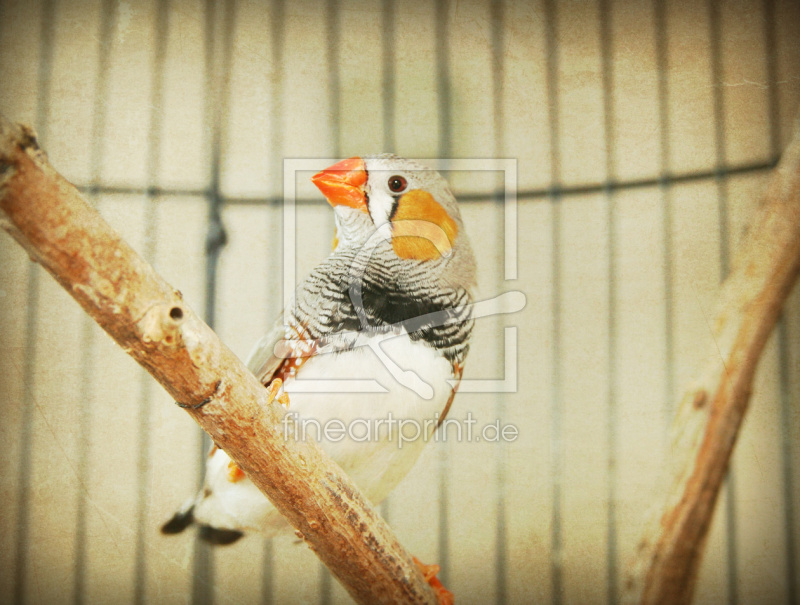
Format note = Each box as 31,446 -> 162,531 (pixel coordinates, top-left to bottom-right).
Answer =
326,0 -> 340,160
133,1 -> 169,603
379,0 -> 395,530
542,1 -> 563,603
267,0 -> 285,336
381,0 -> 395,155
193,1 -> 234,603
261,539 -> 274,605
653,0 -> 677,432
73,1 -> 117,602
777,318 -> 798,605
708,1 -> 739,603
762,0 -> 781,161
194,3 -> 220,600
13,1 -> 55,602
434,0 -> 452,585
202,0 -> 234,329
435,0 -> 451,160
598,1 -> 619,602
270,0 -> 286,167
709,3 -> 730,275
490,2 -> 507,603
319,3 -> 340,601
262,2 -> 285,602
764,0 -> 798,602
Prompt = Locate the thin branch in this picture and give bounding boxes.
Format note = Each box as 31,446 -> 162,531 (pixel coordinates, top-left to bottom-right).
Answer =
624,118 -> 800,603
0,116 -> 438,605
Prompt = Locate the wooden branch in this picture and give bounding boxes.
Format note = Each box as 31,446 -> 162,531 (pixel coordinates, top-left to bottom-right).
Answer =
0,116 -> 438,605
624,119 -> 800,603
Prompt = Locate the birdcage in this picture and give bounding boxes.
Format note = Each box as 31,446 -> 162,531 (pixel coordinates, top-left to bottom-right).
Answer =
0,0 -> 798,603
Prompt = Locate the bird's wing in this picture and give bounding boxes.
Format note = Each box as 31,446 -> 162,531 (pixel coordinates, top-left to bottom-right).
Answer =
244,316 -> 286,386
245,310 -> 321,387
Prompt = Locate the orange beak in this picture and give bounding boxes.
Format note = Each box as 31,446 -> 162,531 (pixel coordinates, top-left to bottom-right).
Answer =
311,157 -> 368,211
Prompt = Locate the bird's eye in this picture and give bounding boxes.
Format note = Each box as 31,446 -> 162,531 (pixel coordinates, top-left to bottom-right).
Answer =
388,175 -> 407,193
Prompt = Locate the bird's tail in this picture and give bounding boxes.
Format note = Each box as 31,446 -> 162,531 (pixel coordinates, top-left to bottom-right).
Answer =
160,497 -> 196,534
160,497 -> 244,545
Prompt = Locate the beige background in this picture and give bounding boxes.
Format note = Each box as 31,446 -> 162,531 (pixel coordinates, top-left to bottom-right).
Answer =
1,0 -> 799,603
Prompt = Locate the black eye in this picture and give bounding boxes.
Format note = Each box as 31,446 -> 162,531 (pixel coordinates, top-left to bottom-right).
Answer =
388,175 -> 407,193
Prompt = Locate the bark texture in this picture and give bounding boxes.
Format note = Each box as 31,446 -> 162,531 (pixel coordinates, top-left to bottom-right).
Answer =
0,116 -> 438,605
625,119 -> 800,604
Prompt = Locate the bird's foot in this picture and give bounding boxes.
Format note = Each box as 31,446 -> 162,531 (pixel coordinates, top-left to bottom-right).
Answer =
225,378 -> 290,483
413,556 -> 454,605
227,459 -> 246,483
266,378 -> 290,408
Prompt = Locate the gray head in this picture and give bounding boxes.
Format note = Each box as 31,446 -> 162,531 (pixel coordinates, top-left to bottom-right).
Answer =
311,154 -> 476,293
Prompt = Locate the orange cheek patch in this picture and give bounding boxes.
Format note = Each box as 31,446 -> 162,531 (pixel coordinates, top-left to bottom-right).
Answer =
391,190 -> 458,261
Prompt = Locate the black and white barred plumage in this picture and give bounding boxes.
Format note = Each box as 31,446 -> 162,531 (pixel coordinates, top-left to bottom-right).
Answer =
163,154 -> 477,542
289,243 -> 474,364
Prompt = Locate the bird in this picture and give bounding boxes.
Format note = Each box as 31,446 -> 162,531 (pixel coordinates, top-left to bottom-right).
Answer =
161,155 -> 476,568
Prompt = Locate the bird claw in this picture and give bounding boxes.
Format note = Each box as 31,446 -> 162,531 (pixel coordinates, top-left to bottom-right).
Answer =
266,378 -> 290,408
413,556 -> 454,605
226,460 -> 246,483
224,378 -> 289,484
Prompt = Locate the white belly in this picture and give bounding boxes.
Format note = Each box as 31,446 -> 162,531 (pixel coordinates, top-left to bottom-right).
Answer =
194,334 -> 453,535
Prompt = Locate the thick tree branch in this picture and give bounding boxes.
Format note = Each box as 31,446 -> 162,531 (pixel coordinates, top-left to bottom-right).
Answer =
0,116 -> 438,605
624,119 -> 800,603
